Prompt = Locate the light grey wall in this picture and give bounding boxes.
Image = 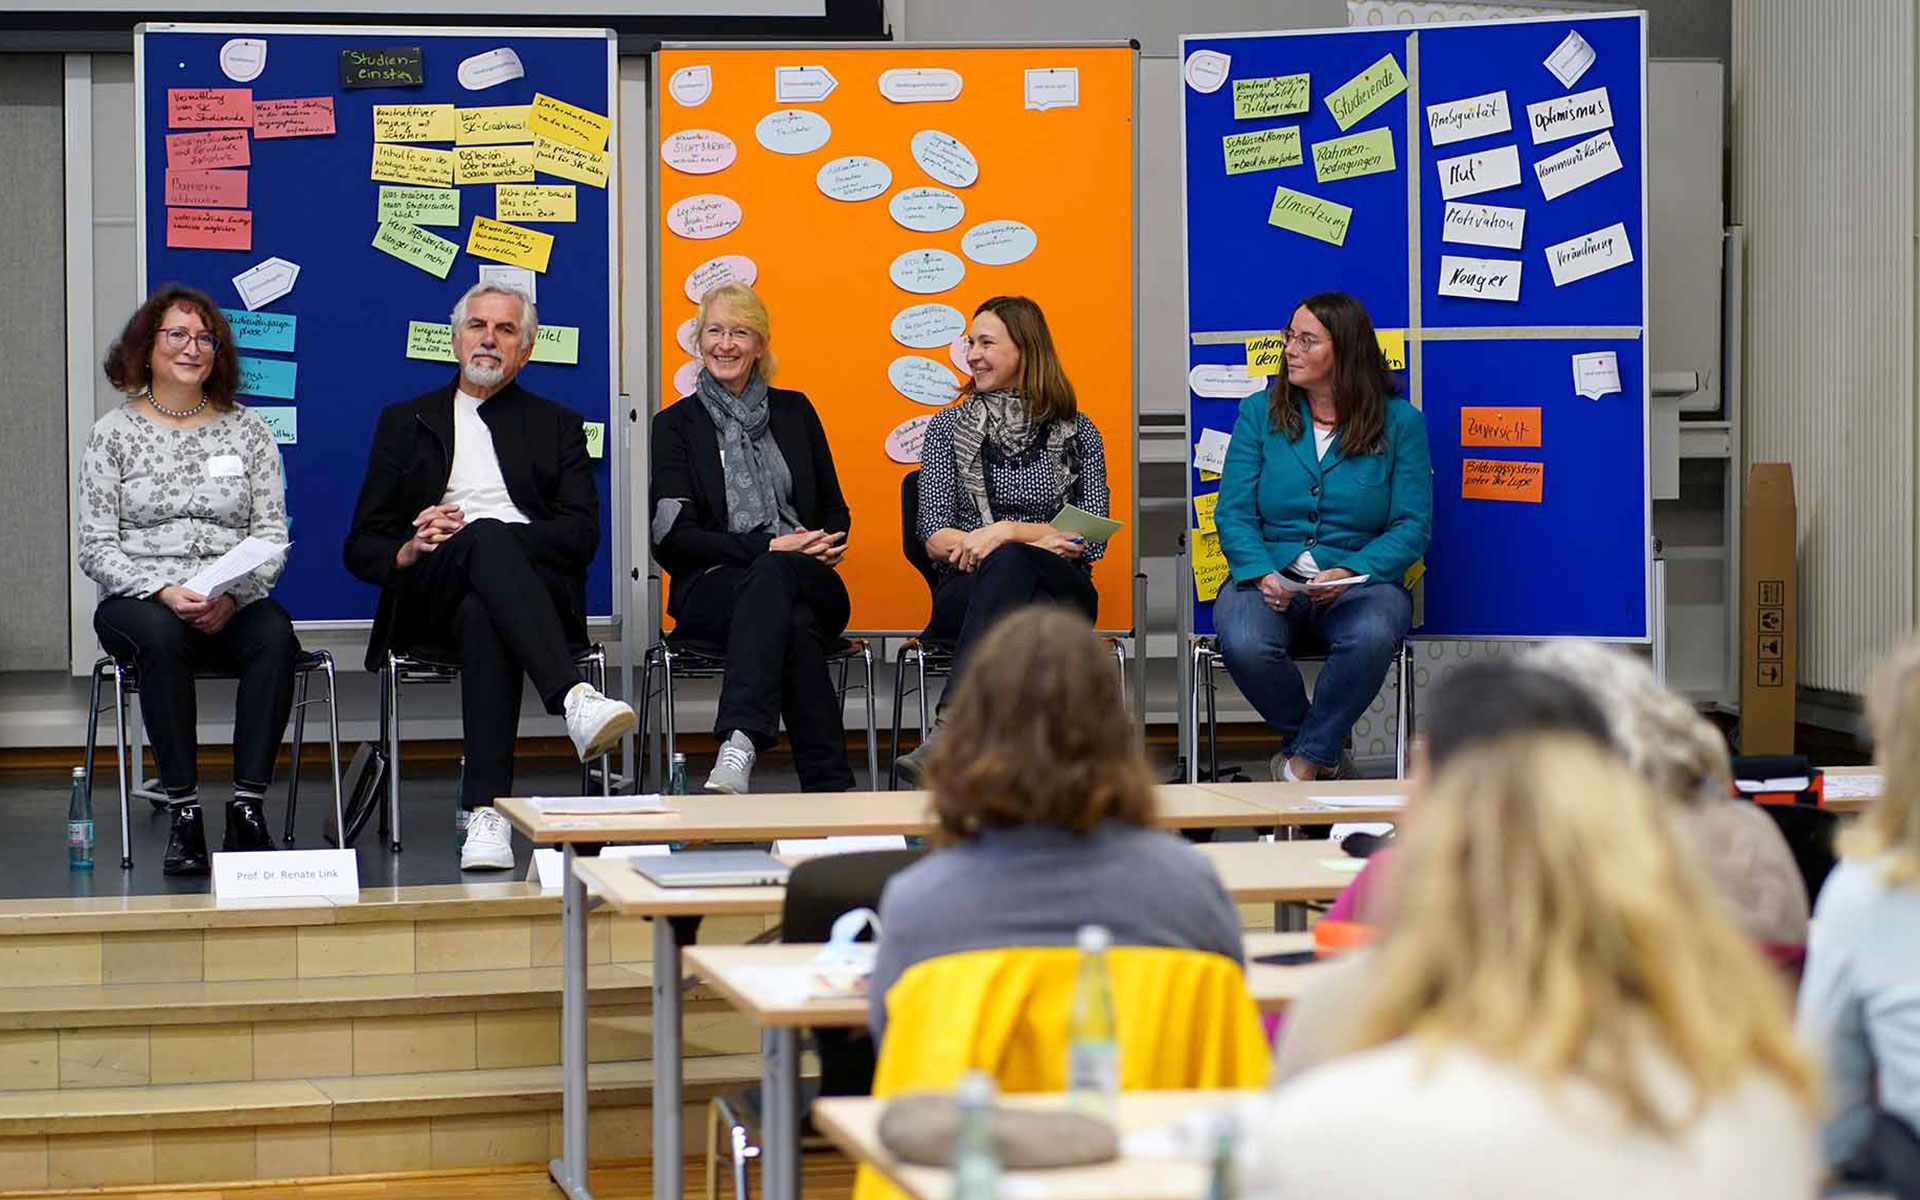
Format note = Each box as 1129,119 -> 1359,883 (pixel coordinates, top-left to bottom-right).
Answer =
897,0 -> 1346,53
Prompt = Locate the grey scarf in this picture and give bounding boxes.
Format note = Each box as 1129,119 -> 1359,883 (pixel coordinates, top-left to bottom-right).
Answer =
949,387 -> 1076,524
695,367 -> 798,536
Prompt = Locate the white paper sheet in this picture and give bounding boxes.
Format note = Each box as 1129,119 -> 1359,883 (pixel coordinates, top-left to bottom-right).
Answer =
1436,144 -> 1521,200
1024,67 -> 1079,110
1193,427 -> 1232,473
1545,29 -> 1597,88
1441,201 -> 1526,250
1545,221 -> 1633,287
1826,773 -> 1885,799
182,536 -> 290,599
1437,254 -> 1523,302
1426,90 -> 1510,147
774,64 -> 838,103
1526,85 -> 1613,144
1572,350 -> 1621,398
1533,129 -> 1623,201
231,256 -> 300,311
478,263 -> 536,303
528,795 -> 669,815
1184,49 -> 1231,94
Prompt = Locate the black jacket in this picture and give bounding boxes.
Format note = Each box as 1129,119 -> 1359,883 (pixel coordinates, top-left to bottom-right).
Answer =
343,376 -> 599,669
650,386 -> 849,618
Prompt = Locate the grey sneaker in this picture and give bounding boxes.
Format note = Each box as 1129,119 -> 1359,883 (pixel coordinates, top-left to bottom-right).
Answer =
893,722 -> 943,786
704,730 -> 756,794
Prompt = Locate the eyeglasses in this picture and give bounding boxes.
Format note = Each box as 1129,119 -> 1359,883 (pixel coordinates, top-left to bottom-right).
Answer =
1282,329 -> 1325,352
159,327 -> 221,354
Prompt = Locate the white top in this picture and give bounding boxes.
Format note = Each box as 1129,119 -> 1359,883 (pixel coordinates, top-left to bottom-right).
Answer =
1286,424 -> 1339,576
1243,1041 -> 1818,1200
442,388 -> 530,525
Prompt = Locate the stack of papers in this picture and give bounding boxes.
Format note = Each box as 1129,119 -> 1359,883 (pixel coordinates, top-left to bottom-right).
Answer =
529,795 -> 670,815
1303,793 -> 1406,809
1826,773 -> 1885,800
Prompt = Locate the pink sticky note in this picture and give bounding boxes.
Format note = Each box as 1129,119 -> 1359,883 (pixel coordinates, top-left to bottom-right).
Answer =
166,129 -> 251,171
166,207 -> 253,251
167,87 -> 253,128
165,169 -> 248,209
252,96 -> 337,139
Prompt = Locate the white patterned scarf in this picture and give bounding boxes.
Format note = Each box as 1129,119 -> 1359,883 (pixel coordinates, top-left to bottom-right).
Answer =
948,387 -> 1076,524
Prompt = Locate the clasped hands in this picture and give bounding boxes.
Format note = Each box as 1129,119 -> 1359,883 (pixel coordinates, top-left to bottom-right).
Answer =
1258,566 -> 1359,610
770,527 -> 847,567
396,504 -> 467,569
156,585 -> 237,634
946,521 -> 1083,573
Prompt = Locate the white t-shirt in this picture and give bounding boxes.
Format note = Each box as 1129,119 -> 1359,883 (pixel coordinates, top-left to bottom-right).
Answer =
1286,424 -> 1339,576
442,388 -> 530,525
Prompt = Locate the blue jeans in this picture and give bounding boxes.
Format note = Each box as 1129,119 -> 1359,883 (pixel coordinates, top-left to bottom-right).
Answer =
1213,580 -> 1411,770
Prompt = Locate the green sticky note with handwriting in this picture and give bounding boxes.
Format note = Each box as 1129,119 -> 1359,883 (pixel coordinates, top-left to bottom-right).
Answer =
1233,74 -> 1310,120
1051,504 -> 1122,543
405,320 -> 455,361
1325,54 -> 1407,131
531,324 -> 579,365
1268,185 -> 1353,246
372,219 -> 458,278
582,421 -> 605,459
377,185 -> 459,227
1223,126 -> 1302,176
1312,126 -> 1396,183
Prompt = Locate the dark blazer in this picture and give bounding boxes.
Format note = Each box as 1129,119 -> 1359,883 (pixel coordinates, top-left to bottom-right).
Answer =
343,376 -> 599,669
650,386 -> 849,618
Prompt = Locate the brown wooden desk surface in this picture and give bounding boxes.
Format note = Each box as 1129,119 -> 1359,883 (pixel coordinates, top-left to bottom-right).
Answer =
1195,778 -> 1409,825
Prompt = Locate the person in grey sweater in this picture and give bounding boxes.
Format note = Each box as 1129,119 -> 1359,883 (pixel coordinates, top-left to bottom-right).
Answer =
868,606 -> 1243,1042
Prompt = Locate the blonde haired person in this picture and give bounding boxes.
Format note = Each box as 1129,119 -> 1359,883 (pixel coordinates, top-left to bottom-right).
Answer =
1798,636 -> 1920,1187
649,282 -> 856,794
1245,736 -> 1820,1200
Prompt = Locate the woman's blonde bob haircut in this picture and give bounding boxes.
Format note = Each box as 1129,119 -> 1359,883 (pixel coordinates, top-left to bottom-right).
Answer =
695,282 -> 777,381
1348,735 -> 1816,1132
1845,634 -> 1920,884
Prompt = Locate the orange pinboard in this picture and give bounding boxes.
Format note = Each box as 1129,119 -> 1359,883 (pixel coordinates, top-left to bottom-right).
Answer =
654,45 -> 1137,632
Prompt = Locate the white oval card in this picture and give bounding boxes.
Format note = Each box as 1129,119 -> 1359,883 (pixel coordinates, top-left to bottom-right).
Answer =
677,316 -> 700,355
878,68 -> 964,103
666,193 -> 743,240
816,155 -> 892,202
673,358 -> 702,397
755,108 -> 831,155
889,355 -> 961,407
949,334 -> 971,374
889,248 -> 966,295
960,219 -> 1037,266
910,129 -> 979,187
889,186 -> 965,233
890,302 -> 967,349
1187,363 -> 1267,399
661,129 -> 737,175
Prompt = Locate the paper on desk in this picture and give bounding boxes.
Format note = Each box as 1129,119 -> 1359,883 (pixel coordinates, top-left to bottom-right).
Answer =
1050,503 -> 1122,543
1825,773 -> 1884,799
529,794 -> 669,815
182,536 -> 289,599
530,843 -> 668,891
1194,427 -> 1232,473
1305,792 -> 1405,808
773,834 -> 909,860
1318,858 -> 1369,874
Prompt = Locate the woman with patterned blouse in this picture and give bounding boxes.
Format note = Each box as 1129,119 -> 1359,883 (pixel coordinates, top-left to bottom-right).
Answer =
895,295 -> 1112,782
78,285 -> 298,874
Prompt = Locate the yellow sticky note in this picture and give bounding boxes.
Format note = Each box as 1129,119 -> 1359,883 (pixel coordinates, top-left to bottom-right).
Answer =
582,421 -> 605,459
527,92 -> 611,153
467,214 -> 554,273
1246,334 -> 1288,376
373,104 -> 456,143
372,221 -> 458,278
1325,53 -> 1407,131
371,142 -> 454,188
1199,468 -> 1221,483
456,143 -> 535,185
533,135 -> 610,188
497,184 -> 576,223
1312,126 -> 1396,183
531,324 -> 580,364
1223,126 -> 1303,176
405,320 -> 456,361
457,104 -> 531,146
1268,184 -> 1352,246
1193,492 -> 1219,535
1376,328 -> 1406,371
1233,74 -> 1310,120
1193,528 -> 1230,603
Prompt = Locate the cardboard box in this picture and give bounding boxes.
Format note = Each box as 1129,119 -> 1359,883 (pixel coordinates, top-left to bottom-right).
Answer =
1741,463 -> 1797,752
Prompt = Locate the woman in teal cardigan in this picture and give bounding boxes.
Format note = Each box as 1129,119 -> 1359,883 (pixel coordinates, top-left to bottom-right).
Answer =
1213,292 -> 1432,781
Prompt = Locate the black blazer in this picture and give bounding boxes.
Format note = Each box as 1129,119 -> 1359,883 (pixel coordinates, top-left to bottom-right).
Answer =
650,386 -> 850,618
343,376 -> 599,669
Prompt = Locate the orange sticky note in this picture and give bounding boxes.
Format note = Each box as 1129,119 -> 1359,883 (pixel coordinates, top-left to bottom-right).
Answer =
165,169 -> 248,209
1460,407 -> 1542,448
252,97 -> 336,139
168,87 -> 253,128
1461,458 -> 1544,503
166,207 -> 253,251
166,129 -> 251,170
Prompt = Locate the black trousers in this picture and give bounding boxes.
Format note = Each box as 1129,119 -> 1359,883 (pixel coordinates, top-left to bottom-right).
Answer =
926,542 -> 1098,692
674,551 -> 855,792
93,596 -> 300,800
396,519 -> 587,808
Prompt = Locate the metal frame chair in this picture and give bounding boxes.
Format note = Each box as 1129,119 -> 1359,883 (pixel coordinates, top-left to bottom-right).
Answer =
81,649 -> 343,869
378,643 -> 612,853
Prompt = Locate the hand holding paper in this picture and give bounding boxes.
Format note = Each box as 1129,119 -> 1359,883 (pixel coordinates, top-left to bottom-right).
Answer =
1050,503 -> 1122,543
182,536 -> 290,599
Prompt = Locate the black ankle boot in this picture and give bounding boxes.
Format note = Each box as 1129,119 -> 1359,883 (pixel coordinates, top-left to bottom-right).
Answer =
163,804 -> 210,875
223,798 -> 277,853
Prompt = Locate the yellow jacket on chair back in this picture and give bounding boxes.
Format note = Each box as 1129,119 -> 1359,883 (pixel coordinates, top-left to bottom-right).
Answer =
852,946 -> 1269,1200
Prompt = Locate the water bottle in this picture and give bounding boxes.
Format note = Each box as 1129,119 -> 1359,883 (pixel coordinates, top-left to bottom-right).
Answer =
453,756 -> 469,842
950,1070 -> 1000,1200
67,767 -> 95,871
1066,924 -> 1118,1112
1204,1111 -> 1237,1200
667,752 -> 691,796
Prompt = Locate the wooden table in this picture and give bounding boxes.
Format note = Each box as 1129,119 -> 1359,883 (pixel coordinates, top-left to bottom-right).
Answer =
1195,778 -> 1410,826
813,1089 -> 1261,1200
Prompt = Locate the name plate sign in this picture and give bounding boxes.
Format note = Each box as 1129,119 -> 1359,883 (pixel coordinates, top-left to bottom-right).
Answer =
213,848 -> 359,901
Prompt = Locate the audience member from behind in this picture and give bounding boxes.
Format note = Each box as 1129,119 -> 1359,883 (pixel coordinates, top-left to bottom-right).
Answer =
1245,738 -> 1820,1200
867,606 -> 1241,1042
1799,635 -> 1920,1193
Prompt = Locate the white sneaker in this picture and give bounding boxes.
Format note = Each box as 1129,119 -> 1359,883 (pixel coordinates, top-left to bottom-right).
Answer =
460,807 -> 515,871
704,730 -> 756,794
564,683 -> 636,762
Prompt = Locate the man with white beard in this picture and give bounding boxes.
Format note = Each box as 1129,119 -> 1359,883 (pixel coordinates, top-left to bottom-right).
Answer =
344,282 -> 633,871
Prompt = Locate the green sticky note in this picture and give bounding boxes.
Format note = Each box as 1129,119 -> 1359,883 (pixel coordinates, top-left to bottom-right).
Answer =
531,324 -> 579,365
1325,54 -> 1407,131
377,185 -> 460,227
405,320 -> 456,361
1233,74 -> 1310,121
582,421 -> 605,459
372,219 -> 458,278
1268,185 -> 1353,246
1223,126 -> 1303,175
1312,126 -> 1397,183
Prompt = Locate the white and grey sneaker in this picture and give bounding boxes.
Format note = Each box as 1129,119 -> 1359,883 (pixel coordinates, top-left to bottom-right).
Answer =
460,806 -> 516,871
564,683 -> 636,762
703,730 -> 756,794
892,721 -> 943,786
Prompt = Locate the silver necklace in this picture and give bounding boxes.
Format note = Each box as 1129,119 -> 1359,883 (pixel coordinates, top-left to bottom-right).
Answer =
145,388 -> 209,418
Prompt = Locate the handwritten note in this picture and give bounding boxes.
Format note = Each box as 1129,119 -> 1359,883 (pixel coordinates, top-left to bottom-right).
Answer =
455,143 -> 535,185
1545,29 -> 1597,89
479,264 -> 537,304
251,97 -> 335,139
1526,86 -> 1613,145
168,88 -> 252,128
1375,328 -> 1406,371
230,257 -> 298,310
166,208 -> 252,251
1460,407 -> 1541,447
253,407 -> 296,445
1462,458 -> 1544,502
1573,350 -> 1622,398
457,104 -> 530,145
166,129 -> 250,171
1534,130 -> 1622,201
1223,126 -> 1302,175
405,320 -> 456,361
1194,427 -> 1233,474
458,47 -> 524,91
340,46 -> 423,90
1024,67 -> 1079,111
373,104 -> 456,143
371,142 -> 454,188
466,215 -> 552,273
1436,144 -> 1521,200
223,309 -> 296,353
531,324 -> 580,365
1233,74 -> 1310,120
1245,334 -> 1287,376
1441,201 -> 1526,250
372,220 -> 458,278
528,92 -> 611,153
1193,528 -> 1230,602
1268,185 -> 1352,246
533,135 -> 609,188
166,169 -> 247,209
1426,90 -> 1510,146
1545,222 -> 1633,287
1437,254 -> 1522,302
497,184 -> 576,223
1325,54 -> 1407,131
1194,491 -> 1219,535
582,421 -> 605,459
236,355 -> 297,400
1312,126 -> 1396,182
377,185 -> 459,226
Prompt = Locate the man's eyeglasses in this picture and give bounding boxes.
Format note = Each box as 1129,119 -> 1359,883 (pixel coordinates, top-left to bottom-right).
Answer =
158,327 -> 221,354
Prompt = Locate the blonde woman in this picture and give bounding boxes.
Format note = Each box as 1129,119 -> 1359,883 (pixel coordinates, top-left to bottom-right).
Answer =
649,283 -> 854,794
1798,636 -> 1920,1187
1245,737 -> 1820,1200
